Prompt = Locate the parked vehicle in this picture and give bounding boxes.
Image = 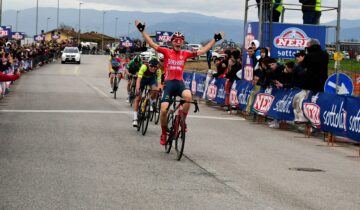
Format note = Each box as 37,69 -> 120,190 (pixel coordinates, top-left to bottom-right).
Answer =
61,47 -> 81,64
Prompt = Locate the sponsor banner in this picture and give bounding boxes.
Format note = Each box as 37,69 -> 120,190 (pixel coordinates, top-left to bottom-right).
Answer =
266,23 -> 326,59
183,71 -> 193,90
192,73 -> 207,97
303,92 -> 347,136
0,26 -> 11,38
119,36 -> 134,48
34,34 -> 45,42
155,31 -> 173,43
236,80 -> 255,111
244,22 -> 326,59
345,96 -> 360,141
52,33 -> 60,40
11,32 -> 25,40
206,78 -> 226,104
252,88 -> 275,115
267,88 -> 302,121
242,23 -> 257,81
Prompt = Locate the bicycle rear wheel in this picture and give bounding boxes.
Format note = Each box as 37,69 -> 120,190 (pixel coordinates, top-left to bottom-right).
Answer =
129,83 -> 136,107
113,77 -> 117,99
175,115 -> 186,161
141,99 -> 150,136
165,112 -> 174,153
154,97 -> 161,125
137,98 -> 144,132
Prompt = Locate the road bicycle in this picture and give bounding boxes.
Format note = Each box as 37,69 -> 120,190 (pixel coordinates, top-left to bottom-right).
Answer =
137,86 -> 161,136
150,89 -> 162,125
128,74 -> 137,106
164,97 -> 199,161
112,71 -> 122,99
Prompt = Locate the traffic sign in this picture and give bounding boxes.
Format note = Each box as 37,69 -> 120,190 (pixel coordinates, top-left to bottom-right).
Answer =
324,73 -> 353,95
334,52 -> 343,61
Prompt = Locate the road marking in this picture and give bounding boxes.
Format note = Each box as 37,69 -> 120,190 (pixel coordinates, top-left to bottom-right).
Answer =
0,110 -> 245,121
188,115 -> 245,121
0,110 -> 133,114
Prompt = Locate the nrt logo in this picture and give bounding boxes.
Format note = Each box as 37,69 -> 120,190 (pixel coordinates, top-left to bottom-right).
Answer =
303,103 -> 321,126
253,93 -> 275,114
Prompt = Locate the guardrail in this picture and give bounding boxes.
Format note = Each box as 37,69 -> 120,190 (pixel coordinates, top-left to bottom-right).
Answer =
184,70 -> 360,148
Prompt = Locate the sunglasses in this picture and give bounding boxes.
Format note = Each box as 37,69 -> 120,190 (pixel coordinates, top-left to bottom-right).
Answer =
149,65 -> 158,68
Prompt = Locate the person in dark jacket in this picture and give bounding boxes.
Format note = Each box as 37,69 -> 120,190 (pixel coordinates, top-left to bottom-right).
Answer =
256,0 -> 271,22
213,49 -> 231,78
264,58 -> 284,88
301,39 -> 328,93
300,0 -> 321,24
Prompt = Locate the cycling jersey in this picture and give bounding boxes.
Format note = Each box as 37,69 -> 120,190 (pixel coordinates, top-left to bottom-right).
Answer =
127,59 -> 142,75
138,64 -> 162,82
109,57 -> 122,73
157,47 -> 197,81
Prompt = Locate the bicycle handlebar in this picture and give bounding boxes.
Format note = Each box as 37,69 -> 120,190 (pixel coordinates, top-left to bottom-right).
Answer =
174,99 -> 200,113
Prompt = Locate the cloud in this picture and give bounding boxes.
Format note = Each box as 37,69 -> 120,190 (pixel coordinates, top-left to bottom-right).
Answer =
3,0 -> 359,22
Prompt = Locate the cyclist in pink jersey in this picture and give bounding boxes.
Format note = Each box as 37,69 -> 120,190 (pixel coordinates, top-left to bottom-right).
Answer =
134,20 -> 224,145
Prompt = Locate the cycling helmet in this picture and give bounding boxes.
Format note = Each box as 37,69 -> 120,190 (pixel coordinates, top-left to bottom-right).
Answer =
171,32 -> 185,44
134,55 -> 141,63
148,57 -> 159,67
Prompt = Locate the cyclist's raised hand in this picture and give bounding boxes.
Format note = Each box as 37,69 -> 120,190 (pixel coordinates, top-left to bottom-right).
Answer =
134,20 -> 145,32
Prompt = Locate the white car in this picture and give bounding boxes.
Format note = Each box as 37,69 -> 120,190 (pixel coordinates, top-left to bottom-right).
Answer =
61,47 -> 81,64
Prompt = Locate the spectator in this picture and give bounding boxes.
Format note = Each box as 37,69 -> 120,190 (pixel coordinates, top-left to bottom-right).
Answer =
293,50 -> 307,89
272,0 -> 284,23
213,49 -> 231,78
274,61 -> 296,89
256,0 -> 271,22
300,0 -> 321,25
264,58 -> 284,88
301,39 -> 329,93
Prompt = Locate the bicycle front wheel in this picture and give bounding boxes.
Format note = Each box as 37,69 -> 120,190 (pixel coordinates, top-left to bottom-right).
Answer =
165,112 -> 174,153
113,77 -> 118,99
175,115 -> 186,161
141,99 -> 150,136
154,97 -> 161,125
129,84 -> 136,107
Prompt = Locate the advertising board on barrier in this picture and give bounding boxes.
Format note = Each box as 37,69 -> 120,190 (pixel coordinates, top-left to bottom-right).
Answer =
206,78 -> 226,104
253,92 -> 275,115
267,88 -> 302,121
346,96 -> 360,141
236,80 -> 254,111
183,72 -> 193,90
119,36 -> 134,48
0,26 -> 11,38
192,73 -> 207,97
156,31 -> 173,43
11,32 -> 25,40
34,34 -> 45,42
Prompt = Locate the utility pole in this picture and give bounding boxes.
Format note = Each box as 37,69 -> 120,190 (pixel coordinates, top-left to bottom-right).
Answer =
46,17 -> 51,31
102,11 -> 106,52
16,11 -> 20,32
36,0 -> 39,35
0,0 -> 2,25
57,0 -> 60,30
78,2 -> 83,45
115,17 -> 118,38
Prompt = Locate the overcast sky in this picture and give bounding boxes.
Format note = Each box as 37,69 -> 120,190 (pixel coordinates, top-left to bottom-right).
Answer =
3,0 -> 358,23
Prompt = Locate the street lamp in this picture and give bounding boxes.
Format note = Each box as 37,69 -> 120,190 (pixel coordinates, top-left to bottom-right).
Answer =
57,0 -> 60,30
78,2 -> 83,45
46,17 -> 51,32
115,17 -> 118,38
16,11 -> 20,32
36,0 -> 39,35
102,11 -> 106,52
127,22 -> 131,36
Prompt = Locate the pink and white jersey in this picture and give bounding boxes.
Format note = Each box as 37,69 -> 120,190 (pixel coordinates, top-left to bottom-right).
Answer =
157,47 -> 197,81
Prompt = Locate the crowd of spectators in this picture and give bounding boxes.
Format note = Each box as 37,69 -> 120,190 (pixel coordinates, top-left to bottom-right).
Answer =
0,38 -> 72,96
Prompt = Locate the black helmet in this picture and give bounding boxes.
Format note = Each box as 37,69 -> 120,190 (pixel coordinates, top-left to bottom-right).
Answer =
148,57 -> 159,66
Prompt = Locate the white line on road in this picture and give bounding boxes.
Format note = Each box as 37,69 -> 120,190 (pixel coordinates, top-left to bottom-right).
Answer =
0,110 -> 245,121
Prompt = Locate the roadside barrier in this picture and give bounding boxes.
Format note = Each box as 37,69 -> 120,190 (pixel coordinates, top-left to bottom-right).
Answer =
184,71 -> 360,148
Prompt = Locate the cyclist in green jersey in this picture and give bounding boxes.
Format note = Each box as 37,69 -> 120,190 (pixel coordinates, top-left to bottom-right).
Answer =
132,57 -> 162,127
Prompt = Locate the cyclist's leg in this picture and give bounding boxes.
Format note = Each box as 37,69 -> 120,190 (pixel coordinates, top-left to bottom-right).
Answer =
160,81 -> 174,144
181,89 -> 192,115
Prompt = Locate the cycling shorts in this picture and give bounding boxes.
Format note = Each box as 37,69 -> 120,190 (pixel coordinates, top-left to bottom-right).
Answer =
161,80 -> 187,103
140,76 -> 157,92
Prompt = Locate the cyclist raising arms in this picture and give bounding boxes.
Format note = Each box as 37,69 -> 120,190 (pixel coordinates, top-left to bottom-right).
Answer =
134,20 -> 224,145
132,57 -> 162,127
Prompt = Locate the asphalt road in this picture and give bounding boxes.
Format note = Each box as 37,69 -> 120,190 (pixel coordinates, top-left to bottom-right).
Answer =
0,55 -> 359,210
